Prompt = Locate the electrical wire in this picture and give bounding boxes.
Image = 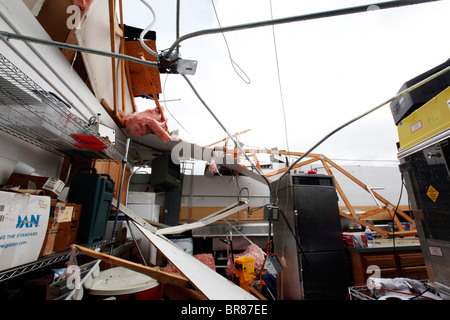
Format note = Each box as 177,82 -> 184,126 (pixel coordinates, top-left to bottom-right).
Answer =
269,0 -> 290,157
166,0 -> 441,56
390,171 -> 406,270
138,0 -> 159,59
132,84 -> 188,134
278,206 -> 329,299
134,2 -> 441,296
176,0 -> 181,39
173,3 -> 449,207
162,74 -> 191,134
181,73 -> 272,193
172,2 -> 447,301
258,240 -> 278,299
211,0 -> 251,84
278,64 -> 450,182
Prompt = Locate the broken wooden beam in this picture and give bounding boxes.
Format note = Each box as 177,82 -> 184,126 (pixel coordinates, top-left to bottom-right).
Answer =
73,245 -> 199,292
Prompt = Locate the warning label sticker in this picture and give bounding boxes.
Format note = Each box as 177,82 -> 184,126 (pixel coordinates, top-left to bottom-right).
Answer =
429,246 -> 443,257
427,185 -> 439,203
410,120 -> 422,133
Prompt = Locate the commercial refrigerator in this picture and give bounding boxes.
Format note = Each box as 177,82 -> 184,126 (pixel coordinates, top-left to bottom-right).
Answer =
271,174 -> 349,300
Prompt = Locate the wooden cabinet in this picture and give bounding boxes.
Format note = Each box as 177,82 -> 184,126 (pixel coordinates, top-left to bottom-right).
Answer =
348,248 -> 428,284
397,252 -> 428,280
93,160 -> 131,205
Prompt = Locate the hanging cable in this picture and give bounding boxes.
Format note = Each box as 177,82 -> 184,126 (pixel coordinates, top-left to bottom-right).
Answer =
176,0 -> 181,39
211,0 -> 251,84
162,74 -> 191,134
181,74 -> 272,193
166,0 -> 441,56
138,0 -> 159,59
269,0 -> 290,156
278,64 -> 450,182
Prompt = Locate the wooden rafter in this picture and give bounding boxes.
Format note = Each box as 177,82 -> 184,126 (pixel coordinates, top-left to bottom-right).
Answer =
74,245 -> 200,292
106,0 -> 138,123
265,156 -> 321,178
118,0 -> 126,114
204,129 -> 251,148
108,0 -> 117,114
251,149 -> 262,173
227,148 -> 417,238
322,156 -> 416,226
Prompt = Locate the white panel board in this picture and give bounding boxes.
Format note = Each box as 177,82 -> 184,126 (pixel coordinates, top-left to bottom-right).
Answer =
132,221 -> 257,300
76,0 -> 134,115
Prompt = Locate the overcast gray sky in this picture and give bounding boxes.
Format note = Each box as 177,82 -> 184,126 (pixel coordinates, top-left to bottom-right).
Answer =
123,0 -> 450,165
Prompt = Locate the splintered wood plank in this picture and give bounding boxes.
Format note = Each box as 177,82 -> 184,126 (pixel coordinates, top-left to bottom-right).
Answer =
74,245 -> 197,291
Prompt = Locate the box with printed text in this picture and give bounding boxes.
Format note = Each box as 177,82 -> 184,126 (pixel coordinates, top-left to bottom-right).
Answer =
342,232 -> 368,248
39,202 -> 82,257
0,191 -> 50,271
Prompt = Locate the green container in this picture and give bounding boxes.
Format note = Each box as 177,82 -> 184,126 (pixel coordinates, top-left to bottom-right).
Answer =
68,167 -> 115,243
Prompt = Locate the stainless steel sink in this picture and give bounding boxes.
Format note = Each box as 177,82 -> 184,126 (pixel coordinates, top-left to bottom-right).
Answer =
192,222 -> 271,237
192,222 -> 272,251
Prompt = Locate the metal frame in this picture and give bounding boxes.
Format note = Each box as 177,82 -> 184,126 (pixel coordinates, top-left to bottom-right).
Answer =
0,53 -> 124,161
213,147 -> 416,237
156,199 -> 249,235
0,240 -> 110,283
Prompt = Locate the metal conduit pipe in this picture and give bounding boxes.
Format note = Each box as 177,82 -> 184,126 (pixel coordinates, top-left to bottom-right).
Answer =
138,0 -> 159,59
279,64 -> 450,182
166,0 -> 441,56
0,31 -> 159,69
181,74 -> 272,193
0,11 -> 97,120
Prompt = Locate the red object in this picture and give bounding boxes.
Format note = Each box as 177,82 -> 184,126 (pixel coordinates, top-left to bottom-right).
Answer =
114,284 -> 163,300
308,170 -> 318,174
342,232 -> 368,248
71,133 -> 107,151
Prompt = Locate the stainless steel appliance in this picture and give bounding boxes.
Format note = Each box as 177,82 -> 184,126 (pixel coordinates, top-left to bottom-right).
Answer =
391,62 -> 450,297
399,135 -> 450,296
271,174 -> 349,300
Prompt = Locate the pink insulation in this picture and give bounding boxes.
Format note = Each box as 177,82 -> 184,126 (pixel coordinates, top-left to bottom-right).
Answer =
162,253 -> 216,277
208,158 -> 219,174
118,109 -> 172,142
194,254 -> 216,271
72,0 -> 93,11
226,244 -> 266,277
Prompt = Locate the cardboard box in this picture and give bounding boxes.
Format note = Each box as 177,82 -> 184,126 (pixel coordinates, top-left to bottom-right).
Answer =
6,173 -> 65,199
0,191 -> 50,271
39,203 -> 82,257
343,232 -> 368,248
